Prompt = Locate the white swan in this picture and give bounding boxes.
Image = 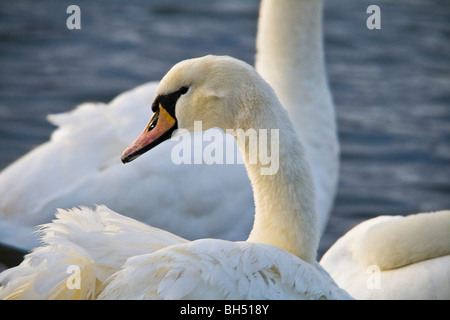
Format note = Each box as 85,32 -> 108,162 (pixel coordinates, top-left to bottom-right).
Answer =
320,210 -> 450,299
0,56 -> 351,300
0,0 -> 338,251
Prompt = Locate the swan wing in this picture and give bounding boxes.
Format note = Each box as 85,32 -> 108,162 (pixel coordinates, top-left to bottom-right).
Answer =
100,239 -> 352,300
0,205 -> 187,299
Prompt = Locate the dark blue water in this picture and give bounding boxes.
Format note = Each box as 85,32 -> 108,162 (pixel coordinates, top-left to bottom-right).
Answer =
0,0 -> 449,257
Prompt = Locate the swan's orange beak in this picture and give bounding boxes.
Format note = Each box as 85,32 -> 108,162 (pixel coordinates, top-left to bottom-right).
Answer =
121,104 -> 177,163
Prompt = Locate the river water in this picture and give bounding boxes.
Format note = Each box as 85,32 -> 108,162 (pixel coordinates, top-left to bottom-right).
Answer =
0,0 -> 449,258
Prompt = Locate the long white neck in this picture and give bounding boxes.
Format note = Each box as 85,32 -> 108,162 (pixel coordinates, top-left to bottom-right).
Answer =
233,83 -> 319,263
255,0 -> 339,232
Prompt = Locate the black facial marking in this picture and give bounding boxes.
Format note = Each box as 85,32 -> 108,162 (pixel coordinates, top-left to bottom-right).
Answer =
152,86 -> 189,118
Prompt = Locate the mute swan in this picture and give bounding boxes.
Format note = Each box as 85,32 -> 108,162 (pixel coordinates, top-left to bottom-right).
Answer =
0,0 -> 337,251
320,210 -> 450,299
0,56 -> 351,300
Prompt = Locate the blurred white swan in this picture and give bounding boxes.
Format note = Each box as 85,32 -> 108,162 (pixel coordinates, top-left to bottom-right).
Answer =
0,0 -> 338,250
320,210 -> 450,299
0,56 -> 351,300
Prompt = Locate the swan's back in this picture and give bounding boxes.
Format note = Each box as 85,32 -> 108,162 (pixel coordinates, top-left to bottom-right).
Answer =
0,206 -> 352,300
353,211 -> 450,270
320,211 -> 450,299
99,240 -> 352,300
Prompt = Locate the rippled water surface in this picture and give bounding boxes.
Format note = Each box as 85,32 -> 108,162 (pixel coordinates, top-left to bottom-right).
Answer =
0,0 -> 449,257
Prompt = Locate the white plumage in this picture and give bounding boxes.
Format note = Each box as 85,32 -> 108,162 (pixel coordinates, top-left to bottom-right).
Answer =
0,206 -> 186,299
0,206 -> 349,300
320,210 -> 450,299
100,239 -> 347,300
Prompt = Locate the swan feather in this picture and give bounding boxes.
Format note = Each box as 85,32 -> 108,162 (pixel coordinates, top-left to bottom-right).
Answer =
320,210 -> 450,299
99,240 -> 351,300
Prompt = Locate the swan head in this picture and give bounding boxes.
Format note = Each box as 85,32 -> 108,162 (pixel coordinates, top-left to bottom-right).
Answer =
121,55 -> 274,163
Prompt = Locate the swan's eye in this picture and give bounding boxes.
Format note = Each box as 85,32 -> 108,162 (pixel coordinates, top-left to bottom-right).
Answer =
179,86 -> 189,95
